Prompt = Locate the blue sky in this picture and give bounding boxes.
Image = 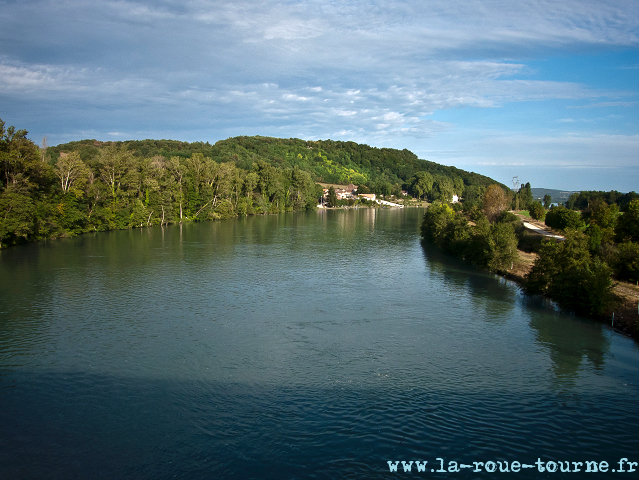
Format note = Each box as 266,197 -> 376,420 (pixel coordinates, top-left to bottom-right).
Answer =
1,0 -> 638,192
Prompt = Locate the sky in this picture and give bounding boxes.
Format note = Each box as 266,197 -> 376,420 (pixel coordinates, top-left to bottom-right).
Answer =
1,0 -> 638,192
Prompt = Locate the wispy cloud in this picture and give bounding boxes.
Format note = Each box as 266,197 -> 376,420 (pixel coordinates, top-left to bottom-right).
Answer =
0,0 -> 638,189
568,101 -> 638,108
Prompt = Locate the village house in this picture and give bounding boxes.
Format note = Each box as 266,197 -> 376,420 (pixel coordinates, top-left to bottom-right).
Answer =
357,193 -> 376,202
322,184 -> 358,200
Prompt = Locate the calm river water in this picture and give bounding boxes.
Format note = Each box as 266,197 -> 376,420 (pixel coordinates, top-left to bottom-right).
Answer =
1,208 -> 638,479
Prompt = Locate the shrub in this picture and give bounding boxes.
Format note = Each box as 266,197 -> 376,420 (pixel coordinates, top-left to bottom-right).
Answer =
614,242 -> 639,283
496,210 -> 519,223
529,201 -> 546,220
616,199 -> 639,243
421,202 -> 455,244
525,230 -> 616,316
545,205 -> 583,231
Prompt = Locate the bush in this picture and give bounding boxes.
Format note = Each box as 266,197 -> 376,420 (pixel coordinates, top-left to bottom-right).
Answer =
421,203 -> 517,273
529,201 -> 546,220
616,199 -> 639,242
421,202 -> 455,244
525,230 -> 616,316
517,231 -> 544,253
496,210 -> 525,239
545,205 -> 583,230
614,242 -> 639,283
496,210 -> 519,223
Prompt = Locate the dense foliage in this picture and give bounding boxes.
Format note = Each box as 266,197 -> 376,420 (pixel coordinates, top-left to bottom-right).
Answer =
527,197 -> 639,314
1,119 -> 507,248
529,201 -> 546,220
565,190 -> 639,211
545,205 -> 584,230
421,187 -> 638,319
525,230 -> 616,316
513,182 -> 533,211
0,121 -> 329,247
421,200 -> 519,273
615,199 -> 639,243
50,135 -> 504,200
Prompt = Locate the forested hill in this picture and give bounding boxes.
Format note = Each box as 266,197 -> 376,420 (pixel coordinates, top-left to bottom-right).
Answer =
1,117 -> 508,248
49,136 -> 503,191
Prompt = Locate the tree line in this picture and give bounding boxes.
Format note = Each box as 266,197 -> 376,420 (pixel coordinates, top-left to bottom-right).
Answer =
422,181 -> 639,320
1,119 -> 506,247
0,120 -> 321,247
49,135 -> 503,201
421,185 -> 520,274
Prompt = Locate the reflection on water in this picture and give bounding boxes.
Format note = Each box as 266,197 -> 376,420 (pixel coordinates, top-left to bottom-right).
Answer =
1,208 -> 638,479
529,303 -> 609,385
420,244 -> 516,324
420,239 -> 616,388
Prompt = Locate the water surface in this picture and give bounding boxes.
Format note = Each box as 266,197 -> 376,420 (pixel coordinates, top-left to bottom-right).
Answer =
1,208 -> 638,479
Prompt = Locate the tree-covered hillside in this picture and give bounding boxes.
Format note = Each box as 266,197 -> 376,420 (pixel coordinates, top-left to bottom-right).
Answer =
49,135 -> 504,195
2,118 -> 506,248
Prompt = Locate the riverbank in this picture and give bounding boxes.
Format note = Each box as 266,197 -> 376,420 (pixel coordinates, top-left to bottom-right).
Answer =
504,249 -> 639,341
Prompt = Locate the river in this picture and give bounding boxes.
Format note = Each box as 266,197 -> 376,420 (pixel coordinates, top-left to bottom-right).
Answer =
1,207 -> 638,479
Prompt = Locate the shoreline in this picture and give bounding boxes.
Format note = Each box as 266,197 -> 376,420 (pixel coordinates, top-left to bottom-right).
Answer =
504,249 -> 639,342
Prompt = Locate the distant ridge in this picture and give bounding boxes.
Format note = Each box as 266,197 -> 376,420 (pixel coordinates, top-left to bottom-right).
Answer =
531,187 -> 577,205
50,135 -> 507,191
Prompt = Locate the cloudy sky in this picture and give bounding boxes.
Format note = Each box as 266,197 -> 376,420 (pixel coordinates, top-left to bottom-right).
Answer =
1,0 -> 638,191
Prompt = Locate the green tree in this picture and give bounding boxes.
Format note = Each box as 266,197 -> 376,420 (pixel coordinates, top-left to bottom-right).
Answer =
357,184 -> 371,195
421,202 -> 455,244
529,201 -> 546,220
565,192 -> 579,210
614,242 -> 639,283
0,184 -> 36,246
543,194 -> 552,209
615,199 -> 639,243
463,216 -> 517,272
545,205 -> 583,231
0,119 -> 43,189
582,199 -> 617,245
97,147 -> 132,203
54,152 -> 90,194
289,166 -> 316,210
431,175 -> 454,202
327,186 -> 339,208
525,230 -> 615,316
167,156 -> 186,219
515,182 -> 533,211
486,222 -> 519,272
463,184 -> 485,207
583,199 -> 618,228
585,224 -> 604,253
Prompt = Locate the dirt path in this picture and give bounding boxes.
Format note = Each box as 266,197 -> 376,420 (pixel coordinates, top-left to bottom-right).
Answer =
513,212 -> 565,238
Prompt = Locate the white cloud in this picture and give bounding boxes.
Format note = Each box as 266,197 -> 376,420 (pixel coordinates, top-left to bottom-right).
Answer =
0,62 -> 77,93
0,0 -> 637,192
282,94 -> 311,101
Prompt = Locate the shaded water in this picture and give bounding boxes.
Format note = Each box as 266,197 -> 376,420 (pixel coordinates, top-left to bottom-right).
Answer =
1,208 -> 637,479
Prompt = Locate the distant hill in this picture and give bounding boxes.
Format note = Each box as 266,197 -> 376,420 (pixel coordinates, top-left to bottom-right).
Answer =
0,120 -> 515,249
49,136 -> 506,192
531,188 -> 577,205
